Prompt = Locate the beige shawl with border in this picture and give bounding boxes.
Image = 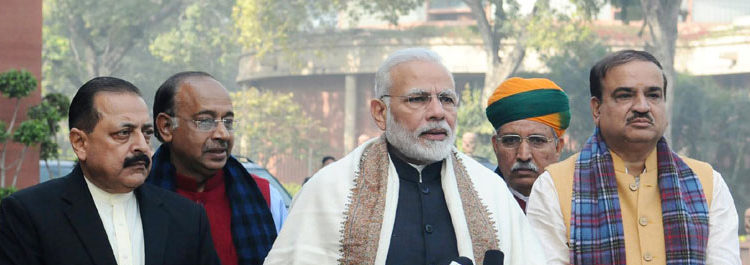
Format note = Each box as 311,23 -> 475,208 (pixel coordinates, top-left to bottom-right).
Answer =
264,136 -> 544,265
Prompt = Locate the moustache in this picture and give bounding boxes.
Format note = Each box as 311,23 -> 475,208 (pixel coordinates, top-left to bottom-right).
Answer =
203,140 -> 229,151
626,112 -> 654,124
123,153 -> 150,168
416,121 -> 452,138
511,160 -> 539,172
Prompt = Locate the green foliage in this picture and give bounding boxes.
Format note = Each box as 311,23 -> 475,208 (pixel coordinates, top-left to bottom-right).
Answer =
0,122 -> 8,143
42,93 -> 70,116
456,86 -> 496,163
43,0 -> 241,103
0,187 -> 16,200
40,139 -> 60,161
670,74 -> 750,218
28,93 -> 70,161
232,0 -> 422,57
517,25 -> 609,157
149,0 -> 240,87
230,88 -> 327,167
0,70 -> 36,99
13,120 -> 49,146
28,102 -> 61,128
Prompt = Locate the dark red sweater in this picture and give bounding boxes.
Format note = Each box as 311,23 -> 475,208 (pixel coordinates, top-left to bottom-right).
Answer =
175,171 -> 238,265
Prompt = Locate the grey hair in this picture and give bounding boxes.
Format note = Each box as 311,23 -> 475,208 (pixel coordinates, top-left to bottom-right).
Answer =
373,47 -> 454,99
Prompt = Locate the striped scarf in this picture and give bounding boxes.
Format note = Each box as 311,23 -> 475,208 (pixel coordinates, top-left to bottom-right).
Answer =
148,145 -> 278,265
570,128 -> 709,265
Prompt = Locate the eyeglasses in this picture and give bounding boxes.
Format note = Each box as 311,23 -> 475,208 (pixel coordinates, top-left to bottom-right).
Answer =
496,134 -> 555,149
380,91 -> 459,110
184,117 -> 237,132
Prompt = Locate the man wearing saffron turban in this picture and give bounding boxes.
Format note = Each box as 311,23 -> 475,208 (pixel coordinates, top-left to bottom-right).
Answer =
485,77 -> 569,212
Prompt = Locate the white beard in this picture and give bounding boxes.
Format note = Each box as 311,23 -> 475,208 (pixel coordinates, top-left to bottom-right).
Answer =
384,110 -> 455,164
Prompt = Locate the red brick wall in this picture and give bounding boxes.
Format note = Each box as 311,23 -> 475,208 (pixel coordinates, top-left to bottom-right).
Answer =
0,0 -> 43,188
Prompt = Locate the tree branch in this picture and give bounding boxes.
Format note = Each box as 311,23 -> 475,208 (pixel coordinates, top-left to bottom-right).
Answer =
463,0 -> 497,64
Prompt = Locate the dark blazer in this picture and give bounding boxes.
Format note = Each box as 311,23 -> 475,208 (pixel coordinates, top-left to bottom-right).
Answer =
0,165 -> 221,265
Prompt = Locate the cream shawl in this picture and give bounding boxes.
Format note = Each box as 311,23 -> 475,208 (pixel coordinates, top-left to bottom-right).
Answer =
264,136 -> 544,265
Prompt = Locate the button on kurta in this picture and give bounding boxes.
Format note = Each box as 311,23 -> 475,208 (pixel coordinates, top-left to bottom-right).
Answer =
425,224 -> 433,233
644,252 -> 653,261
629,183 -> 638,191
639,216 -> 648,226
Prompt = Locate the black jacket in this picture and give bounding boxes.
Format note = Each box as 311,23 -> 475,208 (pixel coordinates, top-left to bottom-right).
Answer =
0,165 -> 221,265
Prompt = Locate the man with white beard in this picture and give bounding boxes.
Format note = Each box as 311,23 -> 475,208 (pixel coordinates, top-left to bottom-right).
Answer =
264,48 -> 544,265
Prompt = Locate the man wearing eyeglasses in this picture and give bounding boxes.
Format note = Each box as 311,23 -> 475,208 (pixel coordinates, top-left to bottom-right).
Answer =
0,77 -> 221,265
147,71 -> 287,265
485,77 -> 569,213
264,48 -> 544,265
526,50 -> 740,264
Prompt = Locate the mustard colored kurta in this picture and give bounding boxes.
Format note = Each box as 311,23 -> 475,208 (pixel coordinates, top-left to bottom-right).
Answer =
527,148 -> 740,265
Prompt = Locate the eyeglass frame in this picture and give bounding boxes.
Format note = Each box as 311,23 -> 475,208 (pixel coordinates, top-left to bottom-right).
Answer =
379,89 -> 459,110
171,115 -> 237,132
494,133 -> 558,149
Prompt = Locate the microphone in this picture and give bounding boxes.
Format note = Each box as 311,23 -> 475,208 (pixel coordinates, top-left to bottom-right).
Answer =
483,250 -> 504,265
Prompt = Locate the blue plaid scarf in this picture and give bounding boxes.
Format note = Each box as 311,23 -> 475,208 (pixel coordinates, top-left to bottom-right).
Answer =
148,145 -> 277,265
570,128 -> 709,265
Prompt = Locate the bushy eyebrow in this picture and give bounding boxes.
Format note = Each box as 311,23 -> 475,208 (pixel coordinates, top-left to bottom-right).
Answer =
404,88 -> 456,96
194,110 -> 234,118
118,122 -> 154,130
646,87 -> 662,93
612,86 -> 663,95
612,87 -> 633,94
119,122 -> 137,129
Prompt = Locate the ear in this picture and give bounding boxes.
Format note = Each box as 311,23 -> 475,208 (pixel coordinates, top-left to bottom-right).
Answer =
156,113 -> 174,142
370,99 -> 387,131
69,128 -> 88,162
590,96 -> 601,124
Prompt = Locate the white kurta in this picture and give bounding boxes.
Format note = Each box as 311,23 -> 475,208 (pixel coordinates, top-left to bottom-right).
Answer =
527,169 -> 740,265
85,176 -> 145,265
264,139 -> 545,265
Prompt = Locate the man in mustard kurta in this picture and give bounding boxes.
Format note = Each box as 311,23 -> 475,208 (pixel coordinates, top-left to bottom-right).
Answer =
526,50 -> 740,265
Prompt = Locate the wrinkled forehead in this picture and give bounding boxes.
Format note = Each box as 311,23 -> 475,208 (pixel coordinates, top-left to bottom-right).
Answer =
390,60 -> 455,93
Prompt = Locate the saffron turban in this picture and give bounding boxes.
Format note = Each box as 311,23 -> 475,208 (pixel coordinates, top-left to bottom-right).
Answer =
485,77 -> 570,137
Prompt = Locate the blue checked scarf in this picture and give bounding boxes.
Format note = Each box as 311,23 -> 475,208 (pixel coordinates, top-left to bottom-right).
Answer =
148,145 -> 277,265
570,128 -> 709,265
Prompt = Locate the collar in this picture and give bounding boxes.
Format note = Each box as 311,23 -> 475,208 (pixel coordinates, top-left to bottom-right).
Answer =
610,147 -> 657,176
508,187 -> 528,202
175,169 -> 225,192
84,175 -> 135,204
387,142 -> 443,183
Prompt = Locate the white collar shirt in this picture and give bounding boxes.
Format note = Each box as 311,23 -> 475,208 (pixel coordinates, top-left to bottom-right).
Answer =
85,176 -> 145,265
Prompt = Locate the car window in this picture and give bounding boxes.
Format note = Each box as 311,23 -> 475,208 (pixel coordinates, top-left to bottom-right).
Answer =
38,161 -> 75,183
244,165 -> 293,209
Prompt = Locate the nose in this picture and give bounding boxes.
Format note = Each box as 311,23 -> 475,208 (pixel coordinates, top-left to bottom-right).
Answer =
425,95 -> 446,121
516,140 -> 532,162
132,130 -> 151,155
212,120 -> 231,140
632,93 -> 651,113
